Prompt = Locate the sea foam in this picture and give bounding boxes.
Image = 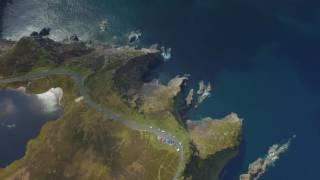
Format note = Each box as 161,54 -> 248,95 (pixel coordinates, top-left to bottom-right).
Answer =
35,88 -> 63,113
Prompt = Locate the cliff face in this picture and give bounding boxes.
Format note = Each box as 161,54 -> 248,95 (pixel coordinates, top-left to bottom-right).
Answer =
182,113 -> 242,180
113,53 -> 162,98
184,147 -> 239,180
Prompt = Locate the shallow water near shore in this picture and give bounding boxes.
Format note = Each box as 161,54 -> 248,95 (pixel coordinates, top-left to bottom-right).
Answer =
2,0 -> 320,179
0,89 -> 60,167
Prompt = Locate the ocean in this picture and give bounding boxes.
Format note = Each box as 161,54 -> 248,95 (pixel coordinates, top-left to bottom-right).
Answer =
1,0 -> 320,179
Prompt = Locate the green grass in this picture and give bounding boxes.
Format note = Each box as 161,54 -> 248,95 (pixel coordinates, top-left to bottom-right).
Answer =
189,115 -> 242,159
67,63 -> 93,77
0,37 -> 51,77
0,75 -> 180,180
85,69 -> 191,158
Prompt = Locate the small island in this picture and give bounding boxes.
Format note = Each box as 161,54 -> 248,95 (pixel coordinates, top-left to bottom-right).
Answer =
0,31 -> 242,180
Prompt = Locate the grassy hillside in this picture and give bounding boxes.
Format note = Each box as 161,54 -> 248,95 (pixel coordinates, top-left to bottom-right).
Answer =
0,75 -> 179,180
188,113 -> 242,159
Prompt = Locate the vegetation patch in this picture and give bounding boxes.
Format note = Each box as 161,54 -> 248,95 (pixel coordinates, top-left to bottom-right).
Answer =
86,68 -> 191,159
0,37 -> 51,76
0,75 -> 180,180
187,113 -> 242,159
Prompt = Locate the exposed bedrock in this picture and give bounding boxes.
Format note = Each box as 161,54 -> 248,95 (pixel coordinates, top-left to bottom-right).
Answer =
113,53 -> 163,98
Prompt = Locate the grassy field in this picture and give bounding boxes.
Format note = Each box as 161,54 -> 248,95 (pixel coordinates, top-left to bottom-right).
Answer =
86,69 -> 191,159
0,37 -> 52,76
0,75 -> 180,180
188,114 -> 242,159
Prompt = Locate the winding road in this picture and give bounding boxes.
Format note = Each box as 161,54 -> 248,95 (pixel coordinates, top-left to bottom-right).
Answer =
0,68 -> 185,180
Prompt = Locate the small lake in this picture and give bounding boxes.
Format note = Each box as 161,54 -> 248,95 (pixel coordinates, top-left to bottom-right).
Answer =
0,89 -> 60,167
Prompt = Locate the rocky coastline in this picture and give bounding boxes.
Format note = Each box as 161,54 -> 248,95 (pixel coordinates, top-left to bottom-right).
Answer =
240,137 -> 294,180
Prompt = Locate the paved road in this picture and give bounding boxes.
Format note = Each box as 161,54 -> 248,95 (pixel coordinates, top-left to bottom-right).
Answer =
0,69 -> 185,180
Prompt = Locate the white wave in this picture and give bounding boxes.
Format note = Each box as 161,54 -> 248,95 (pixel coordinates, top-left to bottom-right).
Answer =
2,0 -> 97,41
160,46 -> 172,61
36,87 -> 63,113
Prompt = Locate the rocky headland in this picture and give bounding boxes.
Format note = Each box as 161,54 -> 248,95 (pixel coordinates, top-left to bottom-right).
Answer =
187,113 -> 242,159
240,137 -> 294,180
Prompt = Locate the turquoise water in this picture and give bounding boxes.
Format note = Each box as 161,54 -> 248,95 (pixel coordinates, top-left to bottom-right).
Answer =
2,0 -> 320,179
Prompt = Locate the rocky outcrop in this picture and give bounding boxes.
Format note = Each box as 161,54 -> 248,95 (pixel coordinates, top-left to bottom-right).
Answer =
174,79 -> 212,122
113,53 -> 162,98
128,31 -> 142,44
0,37 -> 94,76
195,81 -> 212,107
33,37 -> 94,64
160,46 -> 172,61
139,75 -> 189,113
240,137 -> 294,180
185,89 -> 194,106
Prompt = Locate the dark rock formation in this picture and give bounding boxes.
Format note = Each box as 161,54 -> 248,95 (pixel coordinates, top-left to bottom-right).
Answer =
39,27 -> 51,37
0,37 -> 94,76
30,31 -> 39,38
128,31 -> 142,44
113,53 -> 162,98
34,37 -> 93,64
240,138 -> 293,180
30,28 -> 51,39
70,34 -> 79,42
184,144 -> 238,180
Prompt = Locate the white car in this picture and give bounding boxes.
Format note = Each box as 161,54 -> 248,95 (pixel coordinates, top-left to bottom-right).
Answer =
161,130 -> 165,133
149,126 -> 152,129
176,148 -> 180,152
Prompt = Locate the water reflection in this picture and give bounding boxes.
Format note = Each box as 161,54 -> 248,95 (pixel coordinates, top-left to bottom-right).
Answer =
0,88 -> 61,167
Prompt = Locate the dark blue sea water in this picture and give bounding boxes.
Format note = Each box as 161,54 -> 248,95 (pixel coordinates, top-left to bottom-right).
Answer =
0,89 -> 60,167
1,0 -> 320,179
